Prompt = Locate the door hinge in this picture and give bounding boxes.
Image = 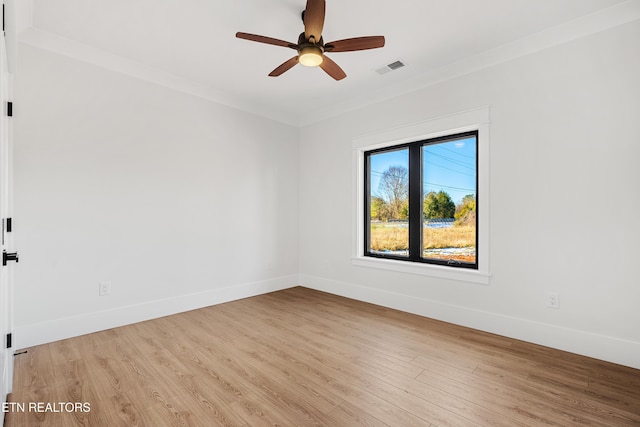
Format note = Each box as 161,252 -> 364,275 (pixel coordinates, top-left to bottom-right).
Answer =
2,250 -> 18,266
6,333 -> 12,349
7,101 -> 12,117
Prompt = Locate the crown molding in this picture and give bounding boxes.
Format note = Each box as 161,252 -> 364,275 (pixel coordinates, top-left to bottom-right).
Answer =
298,0 -> 640,126
17,1 -> 640,128
18,28 -> 299,126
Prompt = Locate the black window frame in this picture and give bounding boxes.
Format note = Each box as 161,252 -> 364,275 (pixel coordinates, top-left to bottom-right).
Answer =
364,130 -> 479,270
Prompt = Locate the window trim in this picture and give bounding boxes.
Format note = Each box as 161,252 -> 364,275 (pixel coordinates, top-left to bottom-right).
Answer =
364,130 -> 479,269
352,106 -> 491,284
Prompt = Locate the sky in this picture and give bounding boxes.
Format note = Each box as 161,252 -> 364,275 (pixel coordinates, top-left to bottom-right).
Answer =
369,135 -> 477,205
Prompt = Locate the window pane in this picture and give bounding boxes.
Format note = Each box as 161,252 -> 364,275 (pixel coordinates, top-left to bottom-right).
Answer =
422,136 -> 477,264
368,148 -> 409,257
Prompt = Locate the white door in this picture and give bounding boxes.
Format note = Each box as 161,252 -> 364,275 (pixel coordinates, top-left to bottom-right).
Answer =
0,12 -> 14,412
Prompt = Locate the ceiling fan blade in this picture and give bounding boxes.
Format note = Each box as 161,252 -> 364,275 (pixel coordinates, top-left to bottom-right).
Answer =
236,32 -> 297,49
319,55 -> 346,81
324,36 -> 385,52
269,56 -> 299,77
304,0 -> 325,43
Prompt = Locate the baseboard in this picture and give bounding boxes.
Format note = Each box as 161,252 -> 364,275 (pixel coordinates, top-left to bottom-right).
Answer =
300,274 -> 640,370
15,275 -> 299,350
15,274 -> 640,370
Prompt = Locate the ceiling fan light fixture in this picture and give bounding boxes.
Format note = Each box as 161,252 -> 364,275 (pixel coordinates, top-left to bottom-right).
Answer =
298,46 -> 323,67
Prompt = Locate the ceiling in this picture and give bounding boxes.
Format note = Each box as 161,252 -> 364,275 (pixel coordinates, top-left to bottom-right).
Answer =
14,0 -> 637,126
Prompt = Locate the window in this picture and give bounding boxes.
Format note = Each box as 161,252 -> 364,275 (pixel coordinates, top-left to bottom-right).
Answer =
352,106 -> 490,284
365,131 -> 478,269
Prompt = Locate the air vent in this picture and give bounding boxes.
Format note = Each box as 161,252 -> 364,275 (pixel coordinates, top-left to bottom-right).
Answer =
376,60 -> 405,75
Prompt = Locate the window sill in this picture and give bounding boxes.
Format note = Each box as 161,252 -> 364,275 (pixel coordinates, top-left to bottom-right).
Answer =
351,256 -> 490,285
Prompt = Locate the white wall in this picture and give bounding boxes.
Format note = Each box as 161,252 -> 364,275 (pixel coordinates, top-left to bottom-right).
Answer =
14,44 -> 300,348
12,20 -> 640,369
299,21 -> 640,368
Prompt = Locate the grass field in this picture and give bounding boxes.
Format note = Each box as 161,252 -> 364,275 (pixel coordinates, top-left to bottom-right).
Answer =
370,223 -> 476,262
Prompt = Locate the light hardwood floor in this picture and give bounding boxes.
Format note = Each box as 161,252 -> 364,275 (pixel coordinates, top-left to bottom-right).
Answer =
5,287 -> 640,426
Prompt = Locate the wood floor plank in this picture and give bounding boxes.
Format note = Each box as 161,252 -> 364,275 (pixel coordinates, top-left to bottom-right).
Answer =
207,308 -> 480,426
166,315 -> 340,422
325,401 -> 391,427
8,287 -> 640,426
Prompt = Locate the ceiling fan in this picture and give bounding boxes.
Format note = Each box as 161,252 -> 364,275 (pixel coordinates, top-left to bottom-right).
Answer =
236,0 -> 385,81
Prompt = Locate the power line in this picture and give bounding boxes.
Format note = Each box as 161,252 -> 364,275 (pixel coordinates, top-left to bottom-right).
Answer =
424,150 -> 475,170
372,160 -> 474,178
423,182 -> 475,193
423,160 -> 475,177
433,144 -> 476,160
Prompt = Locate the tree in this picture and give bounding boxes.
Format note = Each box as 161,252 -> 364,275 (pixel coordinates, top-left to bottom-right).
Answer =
378,165 -> 408,220
370,196 -> 387,221
423,191 -> 455,220
399,199 -> 409,220
455,194 -> 476,226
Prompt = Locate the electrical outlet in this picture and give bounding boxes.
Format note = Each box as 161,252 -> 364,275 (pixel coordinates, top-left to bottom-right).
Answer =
545,292 -> 559,309
99,282 -> 111,296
